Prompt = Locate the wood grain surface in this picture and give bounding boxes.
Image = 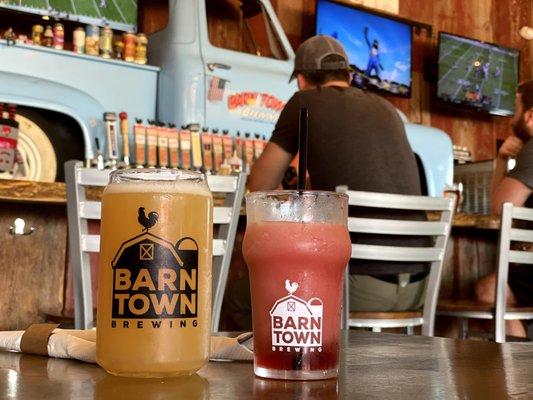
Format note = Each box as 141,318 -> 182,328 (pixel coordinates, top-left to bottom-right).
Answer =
0,203 -> 67,330
0,331 -> 530,399
0,179 -> 66,204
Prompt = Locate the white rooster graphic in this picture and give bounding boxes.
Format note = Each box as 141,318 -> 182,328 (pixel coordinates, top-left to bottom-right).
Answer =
285,280 -> 299,294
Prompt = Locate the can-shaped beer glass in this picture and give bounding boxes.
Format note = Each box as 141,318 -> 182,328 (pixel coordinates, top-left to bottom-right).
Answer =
96,169 -> 213,377
243,191 -> 351,380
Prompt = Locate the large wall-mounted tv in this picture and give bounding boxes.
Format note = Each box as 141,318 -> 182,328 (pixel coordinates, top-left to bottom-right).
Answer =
315,0 -> 413,97
0,0 -> 137,31
437,32 -> 519,116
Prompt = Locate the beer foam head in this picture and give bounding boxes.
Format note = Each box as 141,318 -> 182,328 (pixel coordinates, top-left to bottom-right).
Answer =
105,169 -> 212,196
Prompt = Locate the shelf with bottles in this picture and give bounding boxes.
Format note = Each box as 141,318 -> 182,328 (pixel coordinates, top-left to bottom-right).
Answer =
2,21 -> 151,67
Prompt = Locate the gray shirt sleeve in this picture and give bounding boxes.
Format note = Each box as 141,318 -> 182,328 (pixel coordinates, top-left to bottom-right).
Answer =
508,139 -> 533,189
269,93 -> 299,156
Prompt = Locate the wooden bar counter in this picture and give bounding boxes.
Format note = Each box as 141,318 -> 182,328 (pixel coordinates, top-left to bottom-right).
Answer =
0,331 -> 530,399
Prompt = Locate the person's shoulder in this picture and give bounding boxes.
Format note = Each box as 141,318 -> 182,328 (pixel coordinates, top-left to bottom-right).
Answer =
514,138 -> 533,166
522,138 -> 533,153
279,92 -> 301,115
284,91 -> 300,105
347,88 -> 399,118
361,90 -> 396,110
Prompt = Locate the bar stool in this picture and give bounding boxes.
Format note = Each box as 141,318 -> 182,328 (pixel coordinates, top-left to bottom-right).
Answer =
337,187 -> 455,336
64,160 -> 245,331
438,203 -> 533,342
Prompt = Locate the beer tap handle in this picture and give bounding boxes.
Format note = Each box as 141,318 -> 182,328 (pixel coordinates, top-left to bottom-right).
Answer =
103,112 -> 118,169
94,138 -> 105,170
119,111 -> 130,167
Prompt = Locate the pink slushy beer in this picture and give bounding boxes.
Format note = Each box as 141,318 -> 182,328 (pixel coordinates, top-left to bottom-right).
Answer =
243,191 -> 351,380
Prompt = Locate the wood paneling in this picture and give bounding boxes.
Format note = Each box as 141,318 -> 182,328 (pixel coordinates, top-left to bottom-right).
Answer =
138,0 -> 168,36
0,203 -> 67,330
272,0 -> 532,162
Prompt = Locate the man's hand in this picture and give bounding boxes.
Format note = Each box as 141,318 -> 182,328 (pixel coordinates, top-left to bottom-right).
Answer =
498,135 -> 524,160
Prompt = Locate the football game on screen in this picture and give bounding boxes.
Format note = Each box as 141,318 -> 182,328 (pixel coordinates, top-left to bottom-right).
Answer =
437,33 -> 519,116
316,0 -> 412,96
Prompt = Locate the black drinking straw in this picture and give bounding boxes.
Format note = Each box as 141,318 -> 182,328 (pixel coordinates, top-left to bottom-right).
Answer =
298,108 -> 309,192
293,108 -> 308,372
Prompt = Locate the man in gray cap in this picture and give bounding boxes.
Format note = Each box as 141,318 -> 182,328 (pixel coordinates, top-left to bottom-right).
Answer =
227,36 -> 426,329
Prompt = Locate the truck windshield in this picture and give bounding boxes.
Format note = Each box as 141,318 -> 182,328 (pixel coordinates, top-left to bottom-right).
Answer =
207,0 -> 288,60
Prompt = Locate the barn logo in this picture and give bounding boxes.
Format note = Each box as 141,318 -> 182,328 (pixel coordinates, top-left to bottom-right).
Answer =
111,207 -> 199,322
270,280 -> 323,352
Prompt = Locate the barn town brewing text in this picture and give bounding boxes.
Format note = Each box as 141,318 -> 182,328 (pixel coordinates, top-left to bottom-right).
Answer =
111,267 -> 197,328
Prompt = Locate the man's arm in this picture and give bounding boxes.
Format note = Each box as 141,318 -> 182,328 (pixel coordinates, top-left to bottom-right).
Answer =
492,177 -> 532,214
248,142 -> 294,192
364,27 -> 371,49
491,135 -> 529,214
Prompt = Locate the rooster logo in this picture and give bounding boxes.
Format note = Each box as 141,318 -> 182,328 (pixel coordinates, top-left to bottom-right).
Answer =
138,207 -> 159,232
285,280 -> 299,295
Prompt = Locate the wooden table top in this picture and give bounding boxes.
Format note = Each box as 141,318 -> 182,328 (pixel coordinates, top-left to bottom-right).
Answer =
0,331 -> 530,399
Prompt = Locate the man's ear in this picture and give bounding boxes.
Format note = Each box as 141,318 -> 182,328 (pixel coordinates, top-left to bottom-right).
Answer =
525,108 -> 533,126
297,74 -> 307,90
524,108 -> 533,124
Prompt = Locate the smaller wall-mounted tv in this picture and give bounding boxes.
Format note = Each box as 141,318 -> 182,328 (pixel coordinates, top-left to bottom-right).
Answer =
437,32 -> 520,116
315,0 -> 413,97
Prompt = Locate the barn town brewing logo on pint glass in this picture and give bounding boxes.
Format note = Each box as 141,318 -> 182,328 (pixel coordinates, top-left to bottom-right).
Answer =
96,169 -> 213,378
243,191 -> 351,381
270,280 -> 323,351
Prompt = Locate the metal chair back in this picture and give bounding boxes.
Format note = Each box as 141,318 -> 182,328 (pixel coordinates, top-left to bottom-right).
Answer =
494,203 -> 533,342
337,187 -> 454,336
65,160 -> 246,331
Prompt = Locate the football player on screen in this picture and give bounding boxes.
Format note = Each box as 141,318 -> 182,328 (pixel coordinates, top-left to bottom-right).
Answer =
364,27 -> 384,81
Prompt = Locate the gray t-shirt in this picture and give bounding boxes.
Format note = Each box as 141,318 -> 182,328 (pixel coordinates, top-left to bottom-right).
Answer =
509,138 -> 533,190
270,86 -> 428,275
271,86 -> 421,193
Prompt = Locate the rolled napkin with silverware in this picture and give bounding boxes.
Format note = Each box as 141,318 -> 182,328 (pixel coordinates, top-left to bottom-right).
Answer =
0,324 -> 253,365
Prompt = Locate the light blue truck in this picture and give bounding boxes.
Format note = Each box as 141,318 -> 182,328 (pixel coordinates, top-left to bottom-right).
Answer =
0,0 -> 452,194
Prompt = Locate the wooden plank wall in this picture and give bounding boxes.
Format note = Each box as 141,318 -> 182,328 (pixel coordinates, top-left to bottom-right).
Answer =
272,0 -> 532,162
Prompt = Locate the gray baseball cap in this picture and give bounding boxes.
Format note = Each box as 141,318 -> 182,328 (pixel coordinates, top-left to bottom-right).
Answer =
289,35 -> 350,82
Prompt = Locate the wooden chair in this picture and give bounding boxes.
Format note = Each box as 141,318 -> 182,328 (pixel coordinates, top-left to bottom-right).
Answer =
336,188 -> 455,336
438,203 -> 533,342
64,160 -> 245,331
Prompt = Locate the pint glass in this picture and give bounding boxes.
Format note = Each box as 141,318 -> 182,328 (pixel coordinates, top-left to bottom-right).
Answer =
96,169 -> 213,377
243,191 -> 351,380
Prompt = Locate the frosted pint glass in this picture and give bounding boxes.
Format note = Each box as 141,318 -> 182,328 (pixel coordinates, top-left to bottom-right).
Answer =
96,169 -> 213,377
243,191 -> 351,380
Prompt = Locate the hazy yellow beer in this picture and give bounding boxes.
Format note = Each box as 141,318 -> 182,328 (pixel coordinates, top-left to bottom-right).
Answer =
96,169 -> 212,377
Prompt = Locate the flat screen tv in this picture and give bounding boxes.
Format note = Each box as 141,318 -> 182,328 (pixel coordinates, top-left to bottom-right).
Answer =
0,1 -> 137,31
315,0 -> 413,97
437,32 -> 520,116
